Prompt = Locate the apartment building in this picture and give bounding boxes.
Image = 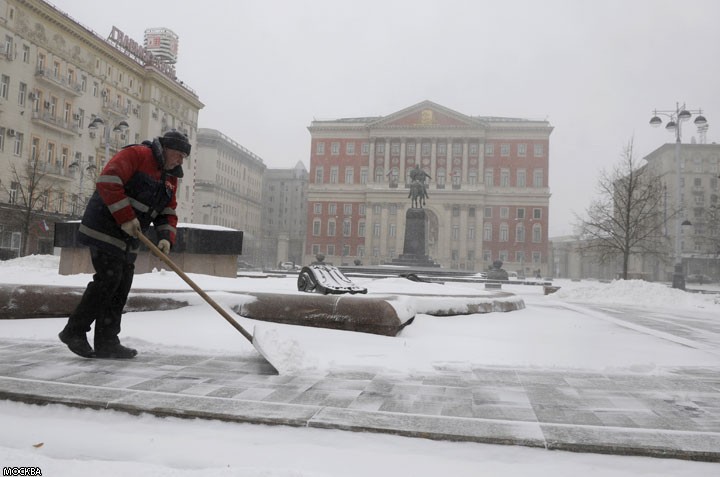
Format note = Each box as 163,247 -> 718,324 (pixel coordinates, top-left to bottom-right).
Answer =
0,0 -> 203,256
194,128 -> 265,264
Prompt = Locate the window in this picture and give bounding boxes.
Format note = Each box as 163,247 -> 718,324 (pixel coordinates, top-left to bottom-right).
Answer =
499,207 -> 509,219
358,221 -> 366,237
46,142 -> 55,163
483,250 -> 492,262
483,223 -> 492,241
518,144 -> 527,157
389,204 -> 397,215
0,127 -> 4,152
500,224 -> 509,242
451,250 -> 459,261
499,251 -> 508,262
534,144 -> 544,157
373,223 -> 381,237
452,142 -> 462,156
346,142 -> 355,155
328,203 -> 337,215
328,220 -> 336,237
517,169 -> 526,188
468,227 -> 475,239
391,142 -> 400,155
437,168 -> 446,186
452,206 -> 460,217
315,167 -> 323,184
359,204 -> 366,216
389,223 -> 397,237
373,204 -> 381,215
437,142 -> 446,155
500,169 -> 510,187
343,219 -> 351,237
327,245 -> 335,256
516,208 -> 525,219
13,133 -> 23,156
469,207 -> 475,217
22,44 -> 30,63
343,204 -> 352,215
9,181 -> 20,204
421,142 -> 430,156
0,75 -> 9,99
469,143 -> 478,155
485,169 -> 493,186
374,168 -> 384,182
484,207 -> 492,218
312,244 -> 320,255
532,223 -> 542,243
452,225 -> 459,240
360,168 -> 368,184
533,208 -> 542,219
18,82 -> 26,106
515,224 -> 525,242
532,252 -> 541,263
314,203 -> 322,214
533,169 -> 544,187
516,251 -> 525,262
344,167 -> 354,184
468,170 -> 477,185
407,142 -> 416,155
500,144 -> 510,157
485,143 -> 494,156
361,142 -> 369,155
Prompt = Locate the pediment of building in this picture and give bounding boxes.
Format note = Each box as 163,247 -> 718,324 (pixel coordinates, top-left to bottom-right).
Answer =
369,100 -> 481,129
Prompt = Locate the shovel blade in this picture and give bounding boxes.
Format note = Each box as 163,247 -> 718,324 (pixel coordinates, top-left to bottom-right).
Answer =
251,335 -> 280,375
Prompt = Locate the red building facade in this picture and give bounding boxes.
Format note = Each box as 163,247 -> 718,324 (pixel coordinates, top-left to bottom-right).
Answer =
305,101 -> 553,275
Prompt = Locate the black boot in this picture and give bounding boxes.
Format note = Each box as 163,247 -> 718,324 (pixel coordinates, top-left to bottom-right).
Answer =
59,328 -> 95,358
95,342 -> 137,359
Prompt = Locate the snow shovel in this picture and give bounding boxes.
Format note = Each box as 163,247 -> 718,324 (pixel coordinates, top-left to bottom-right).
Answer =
137,231 -> 279,374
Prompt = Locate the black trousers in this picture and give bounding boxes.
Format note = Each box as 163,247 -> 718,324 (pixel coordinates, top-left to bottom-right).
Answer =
65,246 -> 135,346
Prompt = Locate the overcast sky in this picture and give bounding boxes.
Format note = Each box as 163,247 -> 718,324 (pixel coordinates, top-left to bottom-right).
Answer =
49,0 -> 720,236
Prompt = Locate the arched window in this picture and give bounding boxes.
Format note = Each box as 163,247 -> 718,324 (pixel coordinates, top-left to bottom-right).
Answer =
374,167 -> 384,183
500,223 -> 509,242
532,223 -> 542,243
483,223 -> 492,241
515,224 -> 525,242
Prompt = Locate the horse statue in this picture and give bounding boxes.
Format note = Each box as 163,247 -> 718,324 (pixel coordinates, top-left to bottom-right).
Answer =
409,180 -> 428,208
408,165 -> 430,208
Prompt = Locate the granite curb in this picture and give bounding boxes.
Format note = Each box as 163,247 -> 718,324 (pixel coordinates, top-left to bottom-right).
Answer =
0,339 -> 718,462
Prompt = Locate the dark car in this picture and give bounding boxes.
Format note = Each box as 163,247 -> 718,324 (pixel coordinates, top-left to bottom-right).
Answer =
686,274 -> 715,284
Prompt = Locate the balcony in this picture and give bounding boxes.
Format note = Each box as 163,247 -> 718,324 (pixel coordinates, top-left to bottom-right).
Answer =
31,110 -> 80,136
35,68 -> 82,97
101,100 -> 129,119
31,160 -> 76,180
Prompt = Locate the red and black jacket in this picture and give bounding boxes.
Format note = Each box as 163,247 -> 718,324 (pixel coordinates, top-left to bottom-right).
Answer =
78,140 -> 179,258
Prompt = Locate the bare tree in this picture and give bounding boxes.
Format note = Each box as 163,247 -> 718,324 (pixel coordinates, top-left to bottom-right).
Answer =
695,202 -> 720,262
576,139 -> 671,279
0,156 -> 57,256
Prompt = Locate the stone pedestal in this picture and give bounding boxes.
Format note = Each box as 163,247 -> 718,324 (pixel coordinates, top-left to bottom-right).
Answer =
390,208 -> 439,267
54,222 -> 244,278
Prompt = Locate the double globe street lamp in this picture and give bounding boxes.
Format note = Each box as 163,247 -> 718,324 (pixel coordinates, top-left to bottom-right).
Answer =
88,116 -> 129,164
649,102 -> 708,289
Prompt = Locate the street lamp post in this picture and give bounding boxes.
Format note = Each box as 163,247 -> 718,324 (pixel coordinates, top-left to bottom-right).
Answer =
202,203 -> 220,225
68,159 -> 96,216
649,102 -> 708,290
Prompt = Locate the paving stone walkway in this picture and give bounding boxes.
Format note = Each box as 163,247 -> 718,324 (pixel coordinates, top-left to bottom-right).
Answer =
0,338 -> 718,462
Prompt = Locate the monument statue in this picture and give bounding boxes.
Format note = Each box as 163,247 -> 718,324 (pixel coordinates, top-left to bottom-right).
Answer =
408,165 -> 430,208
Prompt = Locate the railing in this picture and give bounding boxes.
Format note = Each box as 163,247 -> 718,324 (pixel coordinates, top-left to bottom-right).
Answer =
34,68 -> 82,96
30,111 -> 80,135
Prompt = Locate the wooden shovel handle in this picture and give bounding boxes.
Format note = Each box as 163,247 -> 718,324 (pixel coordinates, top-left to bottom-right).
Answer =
137,232 -> 253,342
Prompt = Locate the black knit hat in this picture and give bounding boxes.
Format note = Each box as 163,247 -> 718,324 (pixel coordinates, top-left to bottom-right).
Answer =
159,130 -> 191,156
